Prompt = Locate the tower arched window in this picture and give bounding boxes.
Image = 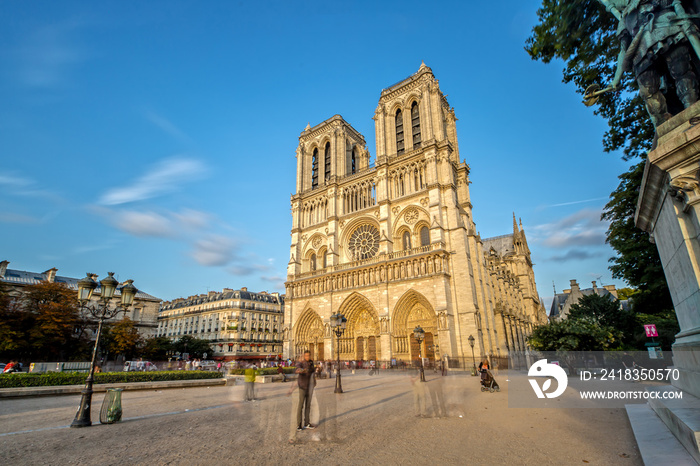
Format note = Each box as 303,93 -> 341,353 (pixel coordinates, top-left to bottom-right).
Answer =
351,147 -> 357,174
310,253 -> 317,271
311,149 -> 319,189
402,231 -> 412,250
411,101 -> 421,149
395,109 -> 404,155
420,226 -> 429,247
324,142 -> 331,181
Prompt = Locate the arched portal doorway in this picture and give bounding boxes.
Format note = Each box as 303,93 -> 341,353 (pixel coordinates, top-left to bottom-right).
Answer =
294,308 -> 325,360
392,290 -> 438,363
338,293 -> 380,362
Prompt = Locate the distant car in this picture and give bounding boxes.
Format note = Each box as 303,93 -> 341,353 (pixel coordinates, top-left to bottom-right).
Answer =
123,361 -> 159,372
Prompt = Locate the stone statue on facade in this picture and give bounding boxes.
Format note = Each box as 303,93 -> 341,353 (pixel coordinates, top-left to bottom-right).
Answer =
585,0 -> 700,126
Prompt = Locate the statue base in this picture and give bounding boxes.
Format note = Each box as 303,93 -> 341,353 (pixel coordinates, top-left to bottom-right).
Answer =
636,101 -> 700,462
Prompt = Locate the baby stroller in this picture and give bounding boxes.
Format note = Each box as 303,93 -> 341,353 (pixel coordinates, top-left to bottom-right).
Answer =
480,369 -> 500,393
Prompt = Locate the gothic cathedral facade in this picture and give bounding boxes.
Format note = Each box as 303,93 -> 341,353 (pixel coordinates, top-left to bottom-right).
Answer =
284,64 -> 547,366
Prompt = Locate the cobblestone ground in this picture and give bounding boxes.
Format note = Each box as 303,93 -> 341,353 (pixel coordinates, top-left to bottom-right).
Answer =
0,371 -> 641,465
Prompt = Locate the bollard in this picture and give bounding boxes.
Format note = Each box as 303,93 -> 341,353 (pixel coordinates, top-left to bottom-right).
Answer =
99,388 -> 123,424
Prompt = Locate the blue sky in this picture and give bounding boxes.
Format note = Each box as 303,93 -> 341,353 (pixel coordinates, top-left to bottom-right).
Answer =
0,1 -> 633,311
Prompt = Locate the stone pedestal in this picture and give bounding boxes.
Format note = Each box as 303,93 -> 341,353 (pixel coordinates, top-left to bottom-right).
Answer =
636,101 -> 700,460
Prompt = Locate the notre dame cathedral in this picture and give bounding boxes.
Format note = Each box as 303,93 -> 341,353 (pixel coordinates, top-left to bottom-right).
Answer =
283,63 -> 547,366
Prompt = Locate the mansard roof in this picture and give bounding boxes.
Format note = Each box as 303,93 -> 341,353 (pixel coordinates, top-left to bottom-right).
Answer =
0,266 -> 160,302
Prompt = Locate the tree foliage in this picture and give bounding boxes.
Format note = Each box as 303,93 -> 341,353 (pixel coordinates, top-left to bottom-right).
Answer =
526,1 -> 672,312
529,317 -> 622,352
23,282 -> 91,360
173,335 -> 213,359
104,317 -> 142,358
141,336 -> 175,361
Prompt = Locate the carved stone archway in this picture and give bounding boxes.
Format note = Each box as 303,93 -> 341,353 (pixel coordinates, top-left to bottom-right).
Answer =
391,290 -> 438,362
294,308 -> 324,360
338,292 -> 380,361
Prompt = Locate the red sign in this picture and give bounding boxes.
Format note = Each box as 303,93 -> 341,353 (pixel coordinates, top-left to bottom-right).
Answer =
644,324 -> 658,337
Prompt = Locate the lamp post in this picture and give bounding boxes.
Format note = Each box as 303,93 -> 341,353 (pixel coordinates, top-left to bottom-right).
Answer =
468,335 -> 477,375
330,313 -> 347,393
71,272 -> 137,428
413,325 -> 426,382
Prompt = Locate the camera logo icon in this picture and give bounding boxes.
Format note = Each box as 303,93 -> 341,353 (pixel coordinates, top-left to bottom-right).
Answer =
528,359 -> 568,399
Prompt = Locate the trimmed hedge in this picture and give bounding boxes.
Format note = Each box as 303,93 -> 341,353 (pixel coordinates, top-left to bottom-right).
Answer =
228,367 -> 295,376
0,371 -> 224,388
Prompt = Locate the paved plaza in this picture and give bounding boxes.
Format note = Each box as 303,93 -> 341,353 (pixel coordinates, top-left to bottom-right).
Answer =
0,371 -> 641,465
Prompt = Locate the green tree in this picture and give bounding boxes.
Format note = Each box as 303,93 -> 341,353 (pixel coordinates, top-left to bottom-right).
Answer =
529,317 -> 622,352
173,335 -> 212,359
568,293 -> 636,343
526,1 -> 672,313
0,284 -> 33,359
141,336 -> 174,360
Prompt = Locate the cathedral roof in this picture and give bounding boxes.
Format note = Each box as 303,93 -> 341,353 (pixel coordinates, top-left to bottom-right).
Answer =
482,233 -> 515,257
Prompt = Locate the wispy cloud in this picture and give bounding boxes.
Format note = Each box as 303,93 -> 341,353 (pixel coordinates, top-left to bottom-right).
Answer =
114,210 -> 174,237
531,208 -> 608,249
546,249 -> 603,262
13,21 -> 87,88
537,196 -> 609,210
144,110 -> 194,144
99,156 -> 207,205
0,212 -> 42,224
191,235 -> 238,267
0,169 -> 63,201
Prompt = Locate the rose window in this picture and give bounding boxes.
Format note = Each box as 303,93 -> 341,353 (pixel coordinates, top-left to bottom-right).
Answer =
348,224 -> 380,260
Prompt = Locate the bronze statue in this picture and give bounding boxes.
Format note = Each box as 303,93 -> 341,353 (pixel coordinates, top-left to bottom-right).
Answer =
585,0 -> 700,127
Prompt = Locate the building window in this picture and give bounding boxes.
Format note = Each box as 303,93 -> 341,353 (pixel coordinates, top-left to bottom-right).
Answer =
310,253 -> 317,271
351,147 -> 356,174
312,148 -> 319,188
322,250 -> 327,268
402,231 -> 411,250
396,109 -> 404,155
420,226 -> 429,247
324,142 -> 331,181
411,101 -> 421,149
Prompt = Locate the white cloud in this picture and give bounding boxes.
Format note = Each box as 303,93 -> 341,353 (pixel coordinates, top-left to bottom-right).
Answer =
14,21 -> 86,88
173,208 -> 212,231
531,208 -> 608,248
99,156 -> 207,205
191,235 -> 237,266
115,210 -> 173,237
144,110 -> 194,144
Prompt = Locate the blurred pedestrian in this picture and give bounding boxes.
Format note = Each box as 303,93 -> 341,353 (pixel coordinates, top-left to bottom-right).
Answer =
244,363 -> 257,401
295,350 -> 316,430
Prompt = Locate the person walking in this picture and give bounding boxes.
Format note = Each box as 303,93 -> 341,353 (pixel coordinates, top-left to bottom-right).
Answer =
295,350 -> 316,430
244,363 -> 257,401
277,363 -> 287,382
478,358 -> 490,384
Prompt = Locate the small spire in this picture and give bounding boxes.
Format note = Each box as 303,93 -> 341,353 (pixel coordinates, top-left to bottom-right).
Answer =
304,123 -> 311,131
512,212 -> 518,235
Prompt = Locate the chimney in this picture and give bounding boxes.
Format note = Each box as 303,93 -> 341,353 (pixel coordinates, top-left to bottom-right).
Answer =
44,268 -> 58,283
241,287 -> 247,292
569,279 -> 580,292
208,291 -> 217,298
223,288 -> 233,293
591,281 -> 598,293
0,260 -> 8,278
603,284 -> 618,299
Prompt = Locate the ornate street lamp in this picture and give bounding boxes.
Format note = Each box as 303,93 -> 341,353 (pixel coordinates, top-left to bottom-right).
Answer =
468,334 -> 477,375
330,312 -> 347,393
71,272 -> 137,428
413,325 -> 426,382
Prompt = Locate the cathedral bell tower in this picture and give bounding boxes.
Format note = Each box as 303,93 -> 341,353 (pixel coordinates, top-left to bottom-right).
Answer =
289,115 -> 370,277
